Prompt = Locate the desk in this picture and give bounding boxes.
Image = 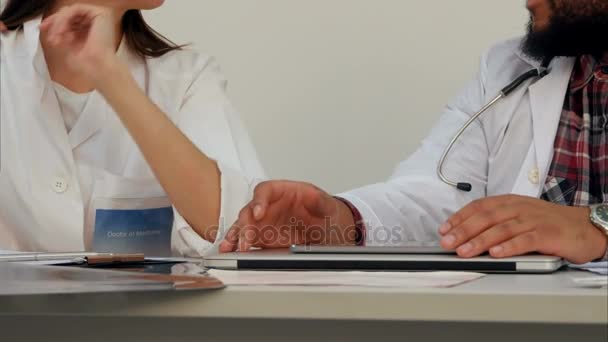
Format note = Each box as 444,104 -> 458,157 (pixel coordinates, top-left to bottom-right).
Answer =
0,270 -> 606,342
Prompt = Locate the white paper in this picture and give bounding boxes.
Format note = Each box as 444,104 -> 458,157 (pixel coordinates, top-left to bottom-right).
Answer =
569,262 -> 608,275
207,270 -> 484,288
572,276 -> 608,288
0,249 -> 21,255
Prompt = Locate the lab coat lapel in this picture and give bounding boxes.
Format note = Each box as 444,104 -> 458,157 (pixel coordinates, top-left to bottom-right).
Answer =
23,18 -> 47,106
23,18 -> 74,157
527,57 -> 575,186
67,92 -> 107,149
68,39 -> 148,150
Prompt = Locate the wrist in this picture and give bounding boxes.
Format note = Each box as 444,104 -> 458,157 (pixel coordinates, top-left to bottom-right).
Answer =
587,206 -> 608,261
334,197 -> 365,246
591,224 -> 608,261
92,55 -> 128,92
591,231 -> 608,261
599,237 -> 608,261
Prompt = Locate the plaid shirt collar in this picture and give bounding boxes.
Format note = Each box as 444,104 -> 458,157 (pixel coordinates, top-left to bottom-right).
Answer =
569,53 -> 608,92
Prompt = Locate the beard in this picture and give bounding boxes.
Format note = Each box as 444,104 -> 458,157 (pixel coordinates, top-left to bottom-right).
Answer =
522,0 -> 608,62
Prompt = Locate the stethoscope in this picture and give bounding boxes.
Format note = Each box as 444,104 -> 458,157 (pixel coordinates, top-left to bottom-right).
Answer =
437,59 -> 552,192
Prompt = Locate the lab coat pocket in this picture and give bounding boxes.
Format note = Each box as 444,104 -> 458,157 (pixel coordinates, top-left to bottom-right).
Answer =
85,175 -> 174,257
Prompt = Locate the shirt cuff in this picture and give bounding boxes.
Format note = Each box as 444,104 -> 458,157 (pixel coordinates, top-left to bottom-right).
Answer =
335,192 -> 389,246
600,244 -> 608,262
334,196 -> 366,246
171,210 -> 215,257
171,162 -> 263,257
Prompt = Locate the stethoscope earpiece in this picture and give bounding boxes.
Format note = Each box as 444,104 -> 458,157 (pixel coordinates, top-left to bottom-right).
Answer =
457,183 -> 473,192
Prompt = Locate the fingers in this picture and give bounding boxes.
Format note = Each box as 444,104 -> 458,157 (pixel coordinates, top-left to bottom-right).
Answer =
251,181 -> 287,221
489,231 -> 540,258
236,206 -> 255,252
219,205 -> 256,253
220,181 -> 289,253
220,181 -> 332,253
219,224 -> 241,253
250,181 -> 330,220
441,195 -> 519,234
237,222 -> 258,252
41,12 -> 76,46
454,219 -> 533,258
0,21 -> 7,32
440,204 -> 521,251
40,4 -> 100,45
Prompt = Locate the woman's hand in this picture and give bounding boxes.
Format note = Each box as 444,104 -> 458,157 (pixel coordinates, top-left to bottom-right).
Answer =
40,4 -> 121,85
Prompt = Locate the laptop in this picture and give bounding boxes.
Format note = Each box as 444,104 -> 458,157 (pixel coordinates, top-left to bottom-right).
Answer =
204,245 -> 565,274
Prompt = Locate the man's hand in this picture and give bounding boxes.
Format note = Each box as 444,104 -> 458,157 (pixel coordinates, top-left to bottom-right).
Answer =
219,181 -> 357,253
439,195 -> 608,264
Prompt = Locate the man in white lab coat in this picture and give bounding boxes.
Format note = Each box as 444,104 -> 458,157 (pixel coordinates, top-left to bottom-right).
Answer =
220,0 -> 608,264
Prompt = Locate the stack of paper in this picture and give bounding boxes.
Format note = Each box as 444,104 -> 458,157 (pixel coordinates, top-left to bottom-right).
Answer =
572,276 -> 608,288
207,269 -> 484,288
569,262 -> 608,275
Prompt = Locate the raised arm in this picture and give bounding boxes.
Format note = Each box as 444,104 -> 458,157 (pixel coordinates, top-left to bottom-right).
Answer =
41,5 -> 222,241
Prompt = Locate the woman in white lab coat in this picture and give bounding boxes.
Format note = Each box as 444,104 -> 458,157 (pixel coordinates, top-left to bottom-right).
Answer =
0,0 -> 265,256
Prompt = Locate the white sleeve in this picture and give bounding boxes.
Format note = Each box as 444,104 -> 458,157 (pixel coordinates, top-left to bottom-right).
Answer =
338,52 -> 491,246
170,57 -> 266,257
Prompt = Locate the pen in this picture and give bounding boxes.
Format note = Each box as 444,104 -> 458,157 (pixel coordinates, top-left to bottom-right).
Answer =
0,252 -> 133,263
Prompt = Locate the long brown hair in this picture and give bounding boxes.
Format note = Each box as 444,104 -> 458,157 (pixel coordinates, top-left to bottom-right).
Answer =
0,0 -> 183,58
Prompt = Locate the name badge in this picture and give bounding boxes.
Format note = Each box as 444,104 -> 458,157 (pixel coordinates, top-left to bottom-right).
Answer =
89,197 -> 174,257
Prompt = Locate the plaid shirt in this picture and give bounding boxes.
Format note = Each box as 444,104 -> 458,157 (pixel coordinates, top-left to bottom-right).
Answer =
541,55 -> 608,206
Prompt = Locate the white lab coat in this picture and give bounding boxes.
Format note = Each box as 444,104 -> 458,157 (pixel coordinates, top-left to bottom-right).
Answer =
339,38 -> 575,246
0,18 -> 266,256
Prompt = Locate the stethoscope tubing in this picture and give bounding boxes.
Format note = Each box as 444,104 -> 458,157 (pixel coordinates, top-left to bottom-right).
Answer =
437,61 -> 551,192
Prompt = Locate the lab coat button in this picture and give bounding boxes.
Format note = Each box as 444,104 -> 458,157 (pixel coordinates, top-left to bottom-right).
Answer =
528,168 -> 540,185
52,177 -> 69,193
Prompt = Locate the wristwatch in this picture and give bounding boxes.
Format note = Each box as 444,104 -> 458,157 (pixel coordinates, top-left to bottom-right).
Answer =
589,204 -> 608,261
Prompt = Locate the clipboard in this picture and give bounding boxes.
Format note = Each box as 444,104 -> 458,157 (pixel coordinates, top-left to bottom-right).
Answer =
0,261 -> 224,296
